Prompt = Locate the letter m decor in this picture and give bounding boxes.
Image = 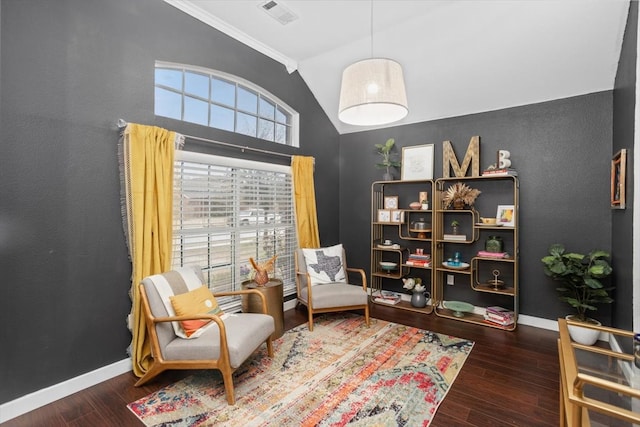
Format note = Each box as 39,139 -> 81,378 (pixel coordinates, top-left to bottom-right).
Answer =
442,136 -> 480,177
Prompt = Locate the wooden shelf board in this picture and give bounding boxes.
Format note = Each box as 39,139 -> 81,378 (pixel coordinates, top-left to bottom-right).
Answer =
434,307 -> 516,330
472,284 -> 516,295
372,298 -> 434,314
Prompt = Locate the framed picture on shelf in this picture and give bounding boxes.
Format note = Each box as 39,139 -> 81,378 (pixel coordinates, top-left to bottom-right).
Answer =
390,210 -> 404,223
496,205 -> 515,227
611,149 -> 627,209
377,209 -> 391,223
384,196 -> 399,209
401,144 -> 434,180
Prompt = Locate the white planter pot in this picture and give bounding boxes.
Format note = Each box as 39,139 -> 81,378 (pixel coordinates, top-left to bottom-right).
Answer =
566,315 -> 601,345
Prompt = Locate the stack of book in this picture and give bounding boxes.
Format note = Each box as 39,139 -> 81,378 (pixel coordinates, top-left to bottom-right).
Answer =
443,234 -> 467,241
477,250 -> 509,259
406,253 -> 431,267
482,168 -> 518,177
373,290 -> 402,305
484,306 -> 515,326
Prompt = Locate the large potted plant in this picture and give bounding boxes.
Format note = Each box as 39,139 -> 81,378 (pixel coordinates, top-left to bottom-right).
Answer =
541,244 -> 614,345
375,138 -> 401,181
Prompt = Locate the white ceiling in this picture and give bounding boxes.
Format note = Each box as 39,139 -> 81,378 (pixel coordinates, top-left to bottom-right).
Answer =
165,0 -> 630,135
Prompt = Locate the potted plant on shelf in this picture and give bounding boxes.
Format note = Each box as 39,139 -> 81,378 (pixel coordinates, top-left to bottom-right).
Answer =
450,220 -> 460,235
541,243 -> 614,345
375,138 -> 401,181
442,182 -> 481,209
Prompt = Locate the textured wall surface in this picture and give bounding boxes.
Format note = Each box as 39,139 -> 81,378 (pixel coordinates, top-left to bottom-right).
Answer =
339,92 -> 615,322
0,0 -> 338,403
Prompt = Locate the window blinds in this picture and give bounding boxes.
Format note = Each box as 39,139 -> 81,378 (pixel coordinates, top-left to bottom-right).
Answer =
172,151 -> 297,311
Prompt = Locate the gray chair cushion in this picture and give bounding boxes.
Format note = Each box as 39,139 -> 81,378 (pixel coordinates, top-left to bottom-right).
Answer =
163,313 -> 274,368
299,282 -> 367,309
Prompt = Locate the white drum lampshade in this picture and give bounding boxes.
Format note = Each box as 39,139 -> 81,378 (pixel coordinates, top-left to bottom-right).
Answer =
338,58 -> 408,126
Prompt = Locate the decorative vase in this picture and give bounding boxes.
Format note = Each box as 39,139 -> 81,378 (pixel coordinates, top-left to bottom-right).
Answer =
453,199 -> 465,209
452,226 -> 459,235
411,291 -> 427,308
485,235 -> 503,253
382,172 -> 393,181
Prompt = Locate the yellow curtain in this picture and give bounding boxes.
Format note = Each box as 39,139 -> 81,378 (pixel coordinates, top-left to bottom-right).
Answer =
291,155 -> 320,248
121,123 -> 181,377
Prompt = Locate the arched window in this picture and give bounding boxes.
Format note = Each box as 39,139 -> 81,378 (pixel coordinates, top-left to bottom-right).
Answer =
155,61 -> 299,147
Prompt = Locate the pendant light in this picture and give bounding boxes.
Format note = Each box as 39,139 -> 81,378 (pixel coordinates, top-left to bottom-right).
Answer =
338,1 -> 408,126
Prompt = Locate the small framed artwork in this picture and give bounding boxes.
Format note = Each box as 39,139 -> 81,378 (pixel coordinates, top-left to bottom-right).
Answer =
401,144 -> 435,181
390,210 -> 404,223
377,209 -> 391,223
611,149 -> 627,209
496,205 -> 515,227
384,196 -> 399,209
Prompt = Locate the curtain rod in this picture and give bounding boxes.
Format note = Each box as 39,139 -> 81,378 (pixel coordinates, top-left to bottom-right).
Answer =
118,119 -> 293,160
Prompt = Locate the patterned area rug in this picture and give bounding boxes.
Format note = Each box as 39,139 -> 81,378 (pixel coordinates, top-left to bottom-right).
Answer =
128,314 -> 474,426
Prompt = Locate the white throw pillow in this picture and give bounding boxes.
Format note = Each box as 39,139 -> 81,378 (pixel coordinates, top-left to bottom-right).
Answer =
302,244 -> 346,286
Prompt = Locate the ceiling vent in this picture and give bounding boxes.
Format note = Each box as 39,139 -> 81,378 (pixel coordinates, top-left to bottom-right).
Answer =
259,0 -> 298,25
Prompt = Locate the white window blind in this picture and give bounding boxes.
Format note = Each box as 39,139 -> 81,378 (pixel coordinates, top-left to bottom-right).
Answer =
172,151 -> 297,311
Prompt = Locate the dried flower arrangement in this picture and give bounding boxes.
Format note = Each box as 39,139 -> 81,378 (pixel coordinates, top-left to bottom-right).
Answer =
442,182 -> 481,209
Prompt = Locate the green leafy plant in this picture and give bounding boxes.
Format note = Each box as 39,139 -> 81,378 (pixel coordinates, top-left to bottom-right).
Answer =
375,138 -> 401,177
541,244 -> 614,322
450,220 -> 460,227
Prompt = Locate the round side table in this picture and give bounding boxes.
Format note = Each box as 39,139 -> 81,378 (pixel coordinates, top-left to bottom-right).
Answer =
241,279 -> 284,339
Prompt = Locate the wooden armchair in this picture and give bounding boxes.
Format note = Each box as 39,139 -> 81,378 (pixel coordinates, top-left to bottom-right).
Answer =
135,266 -> 275,405
295,245 -> 370,331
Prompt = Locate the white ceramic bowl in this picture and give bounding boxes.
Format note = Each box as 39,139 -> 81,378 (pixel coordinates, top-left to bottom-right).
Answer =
379,261 -> 398,271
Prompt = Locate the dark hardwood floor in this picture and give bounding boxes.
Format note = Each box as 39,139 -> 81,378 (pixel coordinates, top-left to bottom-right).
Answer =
3,304 -> 560,426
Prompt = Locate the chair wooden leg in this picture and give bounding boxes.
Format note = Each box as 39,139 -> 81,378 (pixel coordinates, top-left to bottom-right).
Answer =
364,304 -> 370,327
221,368 -> 236,405
308,307 -> 314,331
266,337 -> 274,357
134,363 -> 165,387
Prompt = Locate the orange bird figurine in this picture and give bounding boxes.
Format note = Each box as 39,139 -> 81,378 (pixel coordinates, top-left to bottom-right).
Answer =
249,255 -> 277,286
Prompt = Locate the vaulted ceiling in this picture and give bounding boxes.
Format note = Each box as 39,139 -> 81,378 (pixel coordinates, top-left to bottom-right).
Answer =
165,0 -> 630,134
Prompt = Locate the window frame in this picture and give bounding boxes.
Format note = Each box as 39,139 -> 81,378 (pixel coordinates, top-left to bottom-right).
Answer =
155,61 -> 299,147
171,150 -> 297,312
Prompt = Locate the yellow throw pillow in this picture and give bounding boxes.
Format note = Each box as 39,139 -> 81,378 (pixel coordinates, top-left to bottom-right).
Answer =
170,286 -> 224,337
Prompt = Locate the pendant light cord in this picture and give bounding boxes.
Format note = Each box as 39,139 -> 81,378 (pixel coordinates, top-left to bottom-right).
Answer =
370,0 -> 374,58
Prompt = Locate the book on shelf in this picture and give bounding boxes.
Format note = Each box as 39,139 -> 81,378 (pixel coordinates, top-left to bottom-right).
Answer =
482,168 -> 518,177
373,290 -> 402,305
483,319 -> 514,328
486,306 -> 514,316
406,260 -> 431,267
484,314 -> 515,326
408,253 -> 431,260
477,250 -> 510,258
443,234 -> 467,241
484,306 -> 515,325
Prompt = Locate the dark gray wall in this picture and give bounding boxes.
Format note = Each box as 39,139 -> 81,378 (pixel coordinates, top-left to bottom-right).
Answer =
0,0 -> 636,408
339,92 -> 614,322
0,0 -> 339,403
611,0 -> 637,332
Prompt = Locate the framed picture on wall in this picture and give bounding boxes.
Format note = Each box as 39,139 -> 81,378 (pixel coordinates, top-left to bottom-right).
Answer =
401,144 -> 434,180
611,149 -> 627,209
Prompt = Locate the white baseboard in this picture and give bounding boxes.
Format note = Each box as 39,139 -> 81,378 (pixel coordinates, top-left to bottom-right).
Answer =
284,299 -> 297,311
0,358 -> 132,424
517,314 -> 558,331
